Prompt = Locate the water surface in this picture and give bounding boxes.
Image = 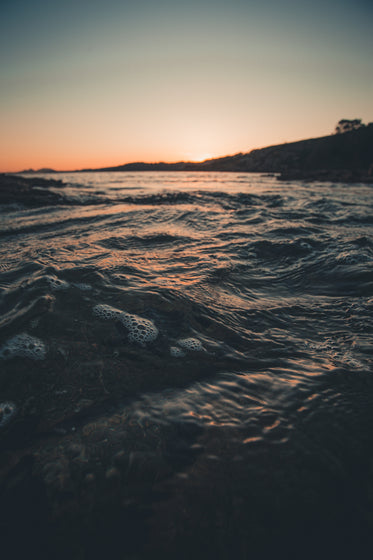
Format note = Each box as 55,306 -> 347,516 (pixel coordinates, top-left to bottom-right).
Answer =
1,172 -> 372,558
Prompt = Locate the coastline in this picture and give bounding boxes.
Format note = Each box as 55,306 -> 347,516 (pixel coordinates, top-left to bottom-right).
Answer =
5,125 -> 372,183
277,168 -> 373,183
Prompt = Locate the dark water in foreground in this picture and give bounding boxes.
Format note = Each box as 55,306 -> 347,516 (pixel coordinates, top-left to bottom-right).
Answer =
1,172 -> 373,559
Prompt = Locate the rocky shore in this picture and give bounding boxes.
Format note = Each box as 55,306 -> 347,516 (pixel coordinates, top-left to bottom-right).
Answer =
0,174 -> 67,207
277,167 -> 373,183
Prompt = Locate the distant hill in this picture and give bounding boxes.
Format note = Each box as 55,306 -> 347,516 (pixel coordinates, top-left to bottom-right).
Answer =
78,124 -> 373,182
20,168 -> 56,174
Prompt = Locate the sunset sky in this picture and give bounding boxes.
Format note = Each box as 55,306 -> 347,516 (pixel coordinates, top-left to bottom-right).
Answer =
1,0 -> 372,172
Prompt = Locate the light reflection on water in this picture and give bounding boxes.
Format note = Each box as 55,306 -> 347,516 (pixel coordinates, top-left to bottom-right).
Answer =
0,172 -> 373,557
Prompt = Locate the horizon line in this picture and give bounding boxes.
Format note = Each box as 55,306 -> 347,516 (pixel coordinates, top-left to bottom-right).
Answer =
5,124 -> 372,174
7,131 -> 336,174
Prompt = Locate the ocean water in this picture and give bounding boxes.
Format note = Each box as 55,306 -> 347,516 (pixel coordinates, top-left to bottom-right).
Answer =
1,172 -> 373,559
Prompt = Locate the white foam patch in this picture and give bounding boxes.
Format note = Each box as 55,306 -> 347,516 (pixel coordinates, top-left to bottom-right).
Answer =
119,312 -> 158,346
170,346 -> 186,358
93,304 -> 158,346
46,276 -> 70,290
93,304 -> 124,321
0,333 -> 47,360
176,337 -> 205,352
0,401 -> 17,428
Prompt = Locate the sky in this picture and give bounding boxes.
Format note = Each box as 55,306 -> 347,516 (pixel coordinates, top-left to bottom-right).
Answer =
1,0 -> 372,171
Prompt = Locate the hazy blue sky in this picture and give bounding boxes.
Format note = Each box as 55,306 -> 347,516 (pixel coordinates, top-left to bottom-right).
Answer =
1,0 -> 372,170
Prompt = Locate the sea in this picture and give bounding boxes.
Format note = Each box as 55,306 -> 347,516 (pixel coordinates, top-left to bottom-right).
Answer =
0,172 -> 373,559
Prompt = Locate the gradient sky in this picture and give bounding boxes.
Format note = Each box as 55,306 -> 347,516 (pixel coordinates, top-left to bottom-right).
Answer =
1,0 -> 372,171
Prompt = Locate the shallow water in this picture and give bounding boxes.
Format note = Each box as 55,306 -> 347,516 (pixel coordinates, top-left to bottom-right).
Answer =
1,172 -> 373,558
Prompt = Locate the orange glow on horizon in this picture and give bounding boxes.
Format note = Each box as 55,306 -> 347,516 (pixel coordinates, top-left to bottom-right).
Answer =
0,117 -> 244,172
0,150 -> 226,173
189,153 -> 214,162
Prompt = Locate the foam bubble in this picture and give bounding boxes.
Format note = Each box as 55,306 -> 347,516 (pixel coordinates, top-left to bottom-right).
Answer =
170,346 -> 186,358
93,304 -> 123,321
176,338 -> 204,352
120,312 -> 158,346
0,333 -> 47,360
93,304 -> 158,346
46,276 -> 70,290
0,401 -> 17,428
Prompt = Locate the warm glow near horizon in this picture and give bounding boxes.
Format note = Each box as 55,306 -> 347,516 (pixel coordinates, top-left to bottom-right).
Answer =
191,154 -> 214,163
1,0 -> 372,172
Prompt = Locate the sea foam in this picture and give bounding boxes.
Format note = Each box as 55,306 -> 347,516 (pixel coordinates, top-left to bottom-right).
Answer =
93,304 -> 158,346
46,275 -> 70,291
0,333 -> 47,360
176,338 -> 205,352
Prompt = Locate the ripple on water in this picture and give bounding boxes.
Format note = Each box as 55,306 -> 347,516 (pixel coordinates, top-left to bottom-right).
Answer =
125,370 -> 295,448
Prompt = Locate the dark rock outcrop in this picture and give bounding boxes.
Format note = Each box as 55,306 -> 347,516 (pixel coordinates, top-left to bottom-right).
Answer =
0,174 -> 66,207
